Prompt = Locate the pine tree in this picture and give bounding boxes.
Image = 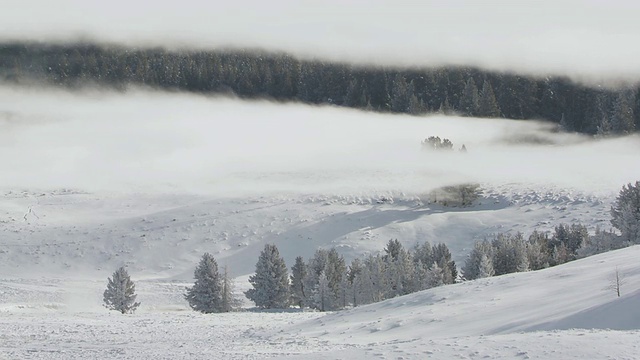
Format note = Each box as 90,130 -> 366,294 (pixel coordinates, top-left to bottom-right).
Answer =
313,271 -> 332,311
462,240 -> 493,280
185,253 -> 223,313
347,258 -> 364,307
432,243 -> 457,283
458,77 -> 480,116
103,266 -> 140,314
302,249 -> 329,307
610,90 -> 636,134
478,80 -> 501,118
611,181 -> 640,244
477,253 -> 495,278
325,248 -> 347,309
290,256 -> 307,308
245,244 -> 290,309
425,261 -> 444,288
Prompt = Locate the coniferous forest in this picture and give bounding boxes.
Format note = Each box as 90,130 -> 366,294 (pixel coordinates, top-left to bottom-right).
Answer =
1,41 -> 638,135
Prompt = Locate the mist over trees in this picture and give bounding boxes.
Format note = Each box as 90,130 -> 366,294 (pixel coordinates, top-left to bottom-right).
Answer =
1,42 -> 639,135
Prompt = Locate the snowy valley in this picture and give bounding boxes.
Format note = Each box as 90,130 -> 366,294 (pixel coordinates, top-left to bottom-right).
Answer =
1,89 -> 640,358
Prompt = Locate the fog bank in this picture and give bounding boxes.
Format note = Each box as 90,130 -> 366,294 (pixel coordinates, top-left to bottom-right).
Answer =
2,1 -> 640,83
0,86 -> 638,196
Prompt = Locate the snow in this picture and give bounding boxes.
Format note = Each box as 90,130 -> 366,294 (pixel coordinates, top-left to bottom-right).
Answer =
1,88 -> 640,358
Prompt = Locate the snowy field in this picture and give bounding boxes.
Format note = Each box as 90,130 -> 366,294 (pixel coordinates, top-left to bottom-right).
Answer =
0,87 -> 639,358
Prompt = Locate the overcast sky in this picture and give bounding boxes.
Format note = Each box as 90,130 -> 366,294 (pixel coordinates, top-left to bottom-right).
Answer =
2,0 -> 640,82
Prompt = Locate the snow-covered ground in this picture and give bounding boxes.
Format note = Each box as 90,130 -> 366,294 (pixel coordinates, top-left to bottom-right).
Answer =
1,88 -> 640,358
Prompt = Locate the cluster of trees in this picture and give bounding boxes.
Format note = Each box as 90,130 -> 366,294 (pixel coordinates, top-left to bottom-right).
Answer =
245,240 -> 456,311
463,181 -> 640,280
462,225 -> 620,280
421,136 -> 454,151
1,42 -> 639,135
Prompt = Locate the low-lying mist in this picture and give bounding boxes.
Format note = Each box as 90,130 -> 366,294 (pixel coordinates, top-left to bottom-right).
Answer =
1,85 -> 638,197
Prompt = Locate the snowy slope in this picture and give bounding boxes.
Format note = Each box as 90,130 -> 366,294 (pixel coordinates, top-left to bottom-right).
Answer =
0,183 -> 614,280
2,244 -> 639,359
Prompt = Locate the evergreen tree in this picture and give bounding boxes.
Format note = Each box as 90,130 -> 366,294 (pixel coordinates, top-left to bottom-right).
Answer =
185,253 -> 223,313
246,244 -> 291,309
611,90 -> 636,134
432,243 -> 457,283
325,248 -> 347,309
103,266 -> 140,314
611,181 -> 640,244
313,271 -> 332,312
290,256 -> 307,308
458,77 -> 480,116
303,249 -> 329,307
462,240 -> 493,280
347,258 -> 364,307
478,80 -> 501,118
425,261 -> 444,288
477,253 -> 495,278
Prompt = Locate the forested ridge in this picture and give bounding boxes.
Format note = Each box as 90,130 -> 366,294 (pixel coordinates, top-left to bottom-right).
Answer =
1,41 -> 638,135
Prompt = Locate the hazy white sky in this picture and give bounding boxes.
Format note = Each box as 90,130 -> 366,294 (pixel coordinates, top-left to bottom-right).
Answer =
2,0 -> 640,81
1,86 -> 638,195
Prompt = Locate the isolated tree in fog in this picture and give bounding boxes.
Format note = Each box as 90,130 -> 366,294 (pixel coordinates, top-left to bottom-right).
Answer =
611,181 -> 640,244
185,253 -> 223,313
246,244 -> 290,309
103,266 -> 140,314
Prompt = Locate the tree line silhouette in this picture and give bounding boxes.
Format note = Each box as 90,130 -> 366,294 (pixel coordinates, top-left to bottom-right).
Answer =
1,42 -> 638,135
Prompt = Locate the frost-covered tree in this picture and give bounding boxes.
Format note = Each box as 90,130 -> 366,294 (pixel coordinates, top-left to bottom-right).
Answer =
103,266 -> 140,314
462,240 -> 494,280
383,240 -> 414,296
325,248 -> 347,308
432,243 -> 457,283
302,248 -> 328,307
313,271 -> 332,311
220,265 -> 241,312
611,181 -> 640,244
185,253 -> 223,313
577,226 -> 624,258
425,261 -> 444,288
492,233 -> 529,275
347,258 -> 364,307
290,256 -> 307,308
477,253 -> 495,278
246,244 -> 290,309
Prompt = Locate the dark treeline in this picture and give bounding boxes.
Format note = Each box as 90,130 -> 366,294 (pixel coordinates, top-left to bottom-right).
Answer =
1,42 -> 638,135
